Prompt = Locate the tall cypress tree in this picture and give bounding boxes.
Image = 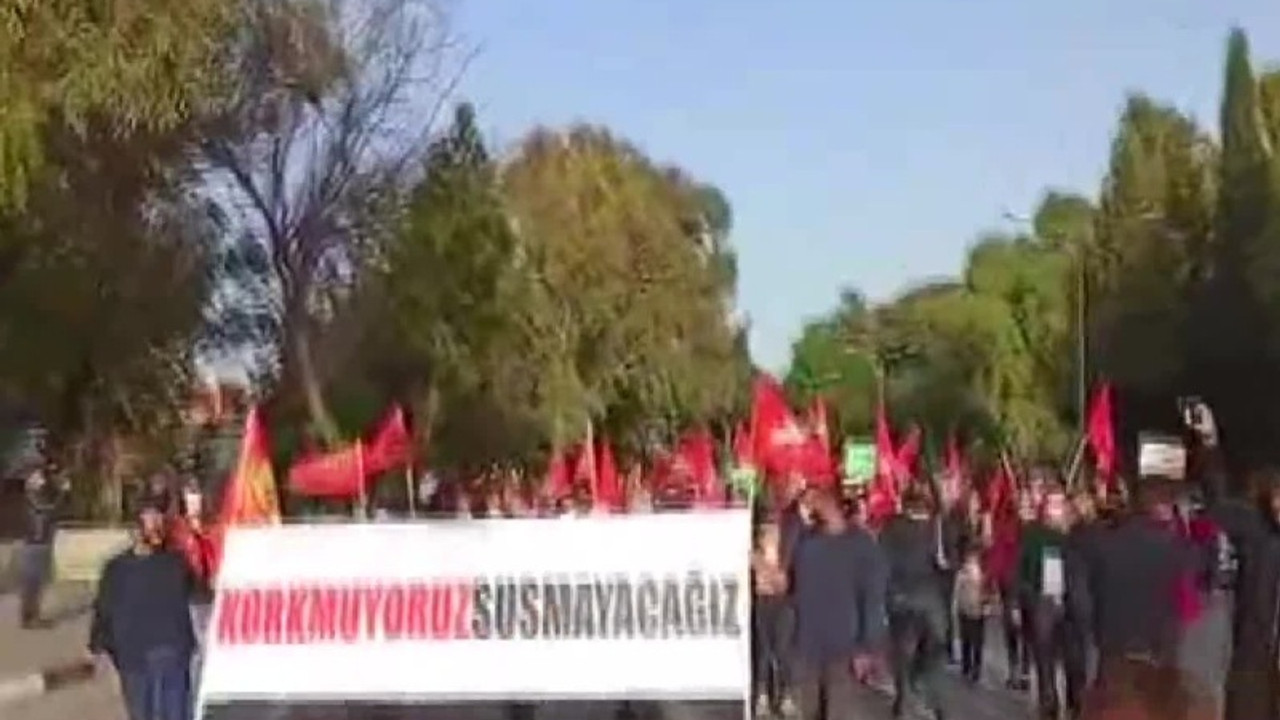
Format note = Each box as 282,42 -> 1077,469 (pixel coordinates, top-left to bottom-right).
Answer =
1191,27 -> 1275,468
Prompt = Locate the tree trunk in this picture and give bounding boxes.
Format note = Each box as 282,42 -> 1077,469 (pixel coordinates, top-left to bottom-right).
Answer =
291,324 -> 340,444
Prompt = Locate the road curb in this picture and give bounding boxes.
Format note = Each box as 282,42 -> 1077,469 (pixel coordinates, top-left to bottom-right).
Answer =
0,659 -> 96,706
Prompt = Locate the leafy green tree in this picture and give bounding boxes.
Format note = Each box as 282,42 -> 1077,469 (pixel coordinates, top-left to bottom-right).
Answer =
500,125 -> 743,454
0,0 -> 238,211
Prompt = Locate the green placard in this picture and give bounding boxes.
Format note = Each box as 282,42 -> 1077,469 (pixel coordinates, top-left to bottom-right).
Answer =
842,439 -> 875,486
729,464 -> 761,498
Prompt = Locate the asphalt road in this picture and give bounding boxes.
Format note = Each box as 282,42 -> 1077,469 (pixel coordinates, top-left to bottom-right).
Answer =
2,584 -> 1032,720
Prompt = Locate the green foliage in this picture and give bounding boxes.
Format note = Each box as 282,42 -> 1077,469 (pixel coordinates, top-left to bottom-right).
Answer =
0,0 -> 237,209
788,27 -> 1280,471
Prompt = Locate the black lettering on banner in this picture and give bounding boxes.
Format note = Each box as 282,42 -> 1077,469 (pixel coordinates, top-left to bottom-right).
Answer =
494,578 -> 518,640
636,577 -> 660,638
543,580 -> 571,638
470,580 -> 493,640
684,572 -> 709,637
571,580 -> 596,638
718,574 -> 743,638
591,576 -> 616,638
517,578 -> 540,639
611,577 -> 636,638
660,577 -> 684,638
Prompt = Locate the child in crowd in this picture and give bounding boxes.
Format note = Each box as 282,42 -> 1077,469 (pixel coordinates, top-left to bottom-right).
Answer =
953,544 -> 991,684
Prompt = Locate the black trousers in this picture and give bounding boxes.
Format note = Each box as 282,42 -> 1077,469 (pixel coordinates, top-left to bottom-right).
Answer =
1026,598 -> 1086,718
752,595 -> 793,704
793,657 -> 857,720
938,571 -> 957,660
888,593 -> 947,714
999,584 -> 1030,680
958,614 -> 986,681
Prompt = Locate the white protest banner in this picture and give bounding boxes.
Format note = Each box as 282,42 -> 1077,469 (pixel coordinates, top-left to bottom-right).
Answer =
1138,431 -> 1186,481
196,511 -> 751,712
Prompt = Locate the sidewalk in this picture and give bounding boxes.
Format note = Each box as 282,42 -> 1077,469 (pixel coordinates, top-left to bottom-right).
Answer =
0,583 -> 122,720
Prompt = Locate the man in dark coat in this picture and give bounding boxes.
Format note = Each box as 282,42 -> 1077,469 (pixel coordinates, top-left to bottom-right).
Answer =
1081,478 -> 1194,673
18,466 -> 69,628
880,487 -> 949,720
1188,401 -> 1280,720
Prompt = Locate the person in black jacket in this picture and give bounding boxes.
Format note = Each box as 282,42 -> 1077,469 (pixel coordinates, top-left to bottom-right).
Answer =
18,466 -> 69,628
89,501 -> 196,720
1016,485 -> 1087,720
790,489 -> 887,720
935,482 -> 967,665
1185,400 -> 1280,720
1081,476 -> 1194,676
880,487 -> 948,720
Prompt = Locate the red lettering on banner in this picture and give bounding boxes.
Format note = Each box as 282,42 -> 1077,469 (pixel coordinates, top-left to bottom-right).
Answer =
382,585 -> 406,639
215,580 -> 473,646
405,583 -> 429,638
240,588 -> 263,643
261,588 -> 284,643
215,589 -> 242,644
336,586 -> 360,642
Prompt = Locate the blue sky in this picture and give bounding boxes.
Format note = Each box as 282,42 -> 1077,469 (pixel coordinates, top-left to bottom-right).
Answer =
454,0 -> 1280,372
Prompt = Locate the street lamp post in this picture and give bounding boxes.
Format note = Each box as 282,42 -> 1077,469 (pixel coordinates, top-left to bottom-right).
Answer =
1002,211 -> 1090,433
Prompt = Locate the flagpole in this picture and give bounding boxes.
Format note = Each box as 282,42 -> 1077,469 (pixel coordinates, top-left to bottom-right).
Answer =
355,439 -> 367,521
1063,432 -> 1086,491
404,462 -> 417,518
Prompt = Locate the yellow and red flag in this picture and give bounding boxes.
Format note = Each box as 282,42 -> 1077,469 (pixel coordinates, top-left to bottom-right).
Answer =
219,406 -> 282,527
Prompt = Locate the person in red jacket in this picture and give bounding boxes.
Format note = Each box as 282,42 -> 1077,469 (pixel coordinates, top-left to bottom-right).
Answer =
167,478 -> 217,693
986,494 -> 1033,691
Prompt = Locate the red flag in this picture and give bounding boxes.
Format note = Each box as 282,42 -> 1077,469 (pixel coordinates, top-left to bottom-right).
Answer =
1087,382 -> 1116,488
679,428 -> 721,506
288,443 -> 364,498
868,399 -> 901,524
545,447 -> 573,500
211,407 -> 282,582
220,407 -> 282,526
365,405 -> 411,475
895,424 -> 922,490
595,440 -> 624,511
943,431 -> 967,500
809,397 -> 831,457
573,440 -> 596,497
750,374 -> 807,480
732,422 -> 754,467
985,463 -> 1015,517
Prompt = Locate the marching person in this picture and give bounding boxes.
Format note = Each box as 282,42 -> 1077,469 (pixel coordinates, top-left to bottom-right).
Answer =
989,494 -> 1033,691
1083,476 -> 1194,677
790,490 -> 886,720
751,517 -> 795,717
1186,400 -> 1280,720
880,487 -> 948,720
89,500 -> 197,720
953,543 -> 991,684
18,464 -> 70,628
168,478 -> 216,694
1016,484 -> 1087,720
935,481 -> 966,664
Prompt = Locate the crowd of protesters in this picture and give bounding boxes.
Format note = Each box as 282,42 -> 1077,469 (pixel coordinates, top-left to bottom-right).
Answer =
742,399 -> 1273,720
14,399 -> 1280,720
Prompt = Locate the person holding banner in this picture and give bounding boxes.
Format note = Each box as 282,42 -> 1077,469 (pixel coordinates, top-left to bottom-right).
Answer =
751,518 -> 794,717
88,500 -> 197,720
